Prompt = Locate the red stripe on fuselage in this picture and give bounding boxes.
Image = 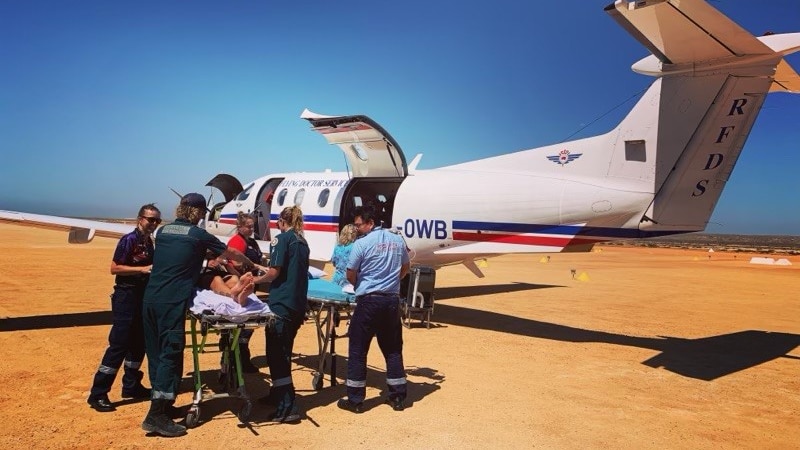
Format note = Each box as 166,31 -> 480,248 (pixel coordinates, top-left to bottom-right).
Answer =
269,220 -> 337,233
452,232 -> 601,247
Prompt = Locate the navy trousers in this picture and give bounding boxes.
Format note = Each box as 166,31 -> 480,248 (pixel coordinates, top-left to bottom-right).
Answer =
265,308 -> 303,402
142,299 -> 188,401
89,285 -> 146,399
346,294 -> 407,404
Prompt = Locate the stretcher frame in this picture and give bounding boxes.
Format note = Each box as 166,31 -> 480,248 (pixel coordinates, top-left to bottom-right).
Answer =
305,278 -> 357,390
306,296 -> 355,390
185,310 -> 275,427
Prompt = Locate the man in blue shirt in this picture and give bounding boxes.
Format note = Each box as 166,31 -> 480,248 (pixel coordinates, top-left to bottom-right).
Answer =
338,205 -> 410,413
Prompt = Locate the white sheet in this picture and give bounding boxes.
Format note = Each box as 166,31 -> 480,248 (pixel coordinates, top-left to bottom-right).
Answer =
190,289 -> 272,322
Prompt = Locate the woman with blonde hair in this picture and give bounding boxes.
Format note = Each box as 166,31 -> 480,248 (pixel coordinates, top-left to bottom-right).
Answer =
257,205 -> 309,422
331,224 -> 358,287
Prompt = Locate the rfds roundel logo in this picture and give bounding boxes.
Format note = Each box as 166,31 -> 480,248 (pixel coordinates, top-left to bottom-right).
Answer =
546,149 -> 583,166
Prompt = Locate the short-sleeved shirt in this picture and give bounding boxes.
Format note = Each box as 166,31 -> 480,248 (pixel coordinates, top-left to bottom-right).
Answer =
348,228 -> 409,296
143,218 -> 227,305
331,243 -> 353,286
227,233 -> 263,266
112,228 -> 154,288
268,230 -> 310,317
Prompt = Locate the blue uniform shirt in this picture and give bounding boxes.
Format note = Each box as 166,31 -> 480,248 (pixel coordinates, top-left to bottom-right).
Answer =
347,228 -> 409,296
112,228 -> 154,288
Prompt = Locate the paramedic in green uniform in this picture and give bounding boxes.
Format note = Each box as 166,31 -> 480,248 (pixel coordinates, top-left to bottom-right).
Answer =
258,205 -> 309,423
140,193 -> 249,437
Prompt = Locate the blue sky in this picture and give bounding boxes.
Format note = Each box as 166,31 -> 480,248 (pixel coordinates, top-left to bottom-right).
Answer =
1,1 -> 798,235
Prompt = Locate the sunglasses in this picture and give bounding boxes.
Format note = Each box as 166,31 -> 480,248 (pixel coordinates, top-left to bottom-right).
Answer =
141,216 -> 162,225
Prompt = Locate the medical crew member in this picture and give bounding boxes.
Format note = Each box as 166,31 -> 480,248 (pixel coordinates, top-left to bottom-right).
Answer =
339,205 -> 410,413
141,193 -> 246,437
258,206 -> 309,423
225,211 -> 264,373
87,204 -> 161,413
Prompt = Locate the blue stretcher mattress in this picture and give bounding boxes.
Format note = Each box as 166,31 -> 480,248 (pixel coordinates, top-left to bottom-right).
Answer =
307,278 -> 356,305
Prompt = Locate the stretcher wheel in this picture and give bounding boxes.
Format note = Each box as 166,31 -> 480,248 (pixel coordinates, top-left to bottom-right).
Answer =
185,406 -> 200,428
238,401 -> 252,422
312,372 -> 323,391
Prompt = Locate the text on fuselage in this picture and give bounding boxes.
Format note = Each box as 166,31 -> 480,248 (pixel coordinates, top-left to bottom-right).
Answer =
403,219 -> 447,239
693,97 -> 749,197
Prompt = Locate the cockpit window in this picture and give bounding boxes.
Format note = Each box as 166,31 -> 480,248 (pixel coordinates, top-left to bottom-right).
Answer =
277,188 -> 288,206
236,183 -> 254,201
318,189 -> 330,207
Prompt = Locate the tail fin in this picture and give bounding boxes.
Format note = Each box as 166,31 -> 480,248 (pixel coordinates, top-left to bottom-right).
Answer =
605,0 -> 800,232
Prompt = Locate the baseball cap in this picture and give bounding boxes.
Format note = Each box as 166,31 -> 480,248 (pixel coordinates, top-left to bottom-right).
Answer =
180,192 -> 207,210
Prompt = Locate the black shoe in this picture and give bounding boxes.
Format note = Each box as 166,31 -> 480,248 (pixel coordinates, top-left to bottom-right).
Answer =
142,413 -> 187,437
386,396 -> 405,411
122,385 -> 151,399
270,408 -> 301,423
336,398 -> 363,414
165,404 -> 185,419
88,396 -> 116,412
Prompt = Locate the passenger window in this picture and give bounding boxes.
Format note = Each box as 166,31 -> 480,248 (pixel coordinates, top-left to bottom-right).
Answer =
350,143 -> 368,161
294,189 -> 306,206
277,188 -> 288,206
318,188 -> 330,207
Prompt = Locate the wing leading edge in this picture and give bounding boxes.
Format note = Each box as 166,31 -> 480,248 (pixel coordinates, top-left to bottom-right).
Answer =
0,210 -> 135,243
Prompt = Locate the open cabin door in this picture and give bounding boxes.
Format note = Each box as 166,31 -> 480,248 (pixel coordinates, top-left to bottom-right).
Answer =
301,109 -> 408,178
301,109 -> 410,233
205,173 -> 244,229
253,178 -> 284,241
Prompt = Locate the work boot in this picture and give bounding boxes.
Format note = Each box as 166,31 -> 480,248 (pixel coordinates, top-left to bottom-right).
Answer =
142,399 -> 187,437
270,386 -> 301,423
164,400 -> 185,419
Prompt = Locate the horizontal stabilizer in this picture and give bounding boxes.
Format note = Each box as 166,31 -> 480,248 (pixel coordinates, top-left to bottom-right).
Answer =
606,0 -> 772,66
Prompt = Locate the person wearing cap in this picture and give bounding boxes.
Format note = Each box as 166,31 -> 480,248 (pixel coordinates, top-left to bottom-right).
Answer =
256,205 -> 309,423
87,203 -> 161,413
140,193 -> 251,437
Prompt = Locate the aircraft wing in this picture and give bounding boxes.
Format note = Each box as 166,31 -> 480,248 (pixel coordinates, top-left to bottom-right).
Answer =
0,210 -> 135,243
301,108 -> 408,178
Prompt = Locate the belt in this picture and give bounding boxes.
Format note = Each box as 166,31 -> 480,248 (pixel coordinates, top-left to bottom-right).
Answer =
359,291 -> 399,298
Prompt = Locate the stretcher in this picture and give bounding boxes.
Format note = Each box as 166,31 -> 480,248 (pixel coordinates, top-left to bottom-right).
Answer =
186,290 -> 275,427
306,278 -> 356,390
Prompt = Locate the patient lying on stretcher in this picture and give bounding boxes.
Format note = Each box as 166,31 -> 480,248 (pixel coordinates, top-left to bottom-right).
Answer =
198,257 -> 255,306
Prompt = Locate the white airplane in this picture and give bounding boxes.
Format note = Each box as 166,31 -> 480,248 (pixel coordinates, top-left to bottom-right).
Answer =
2,0 -> 799,280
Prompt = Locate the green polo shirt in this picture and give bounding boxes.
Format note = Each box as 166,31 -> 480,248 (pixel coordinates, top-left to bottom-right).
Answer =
143,218 -> 227,305
268,230 -> 310,317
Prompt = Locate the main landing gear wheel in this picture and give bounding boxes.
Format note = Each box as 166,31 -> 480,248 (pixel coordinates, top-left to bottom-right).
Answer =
185,406 -> 200,428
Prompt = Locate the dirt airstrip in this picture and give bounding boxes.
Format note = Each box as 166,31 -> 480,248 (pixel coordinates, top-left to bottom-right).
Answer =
0,223 -> 798,449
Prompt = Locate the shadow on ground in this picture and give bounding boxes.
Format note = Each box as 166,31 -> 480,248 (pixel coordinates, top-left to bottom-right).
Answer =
0,310 -> 112,331
433,302 -> 800,380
